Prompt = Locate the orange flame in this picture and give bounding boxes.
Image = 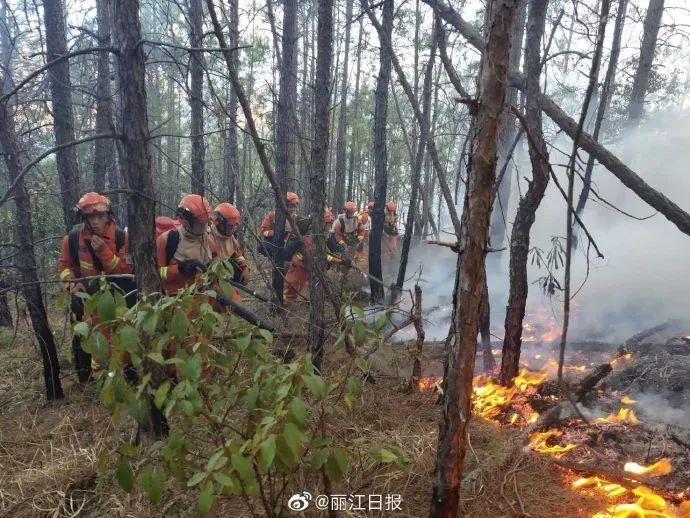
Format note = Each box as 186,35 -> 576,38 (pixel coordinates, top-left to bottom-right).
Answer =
472,369 -> 545,424
595,408 -> 640,425
417,377 -> 442,392
621,396 -> 637,405
624,459 -> 672,478
528,429 -> 578,457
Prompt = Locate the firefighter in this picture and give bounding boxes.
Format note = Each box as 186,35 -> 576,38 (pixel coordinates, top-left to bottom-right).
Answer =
258,191 -> 300,258
157,194 -> 216,294
211,203 -> 250,291
58,192 -> 134,382
332,201 -> 365,260
383,201 -> 399,261
356,211 -> 370,270
283,211 -> 350,305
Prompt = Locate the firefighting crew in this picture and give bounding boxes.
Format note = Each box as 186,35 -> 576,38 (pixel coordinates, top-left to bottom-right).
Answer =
283,210 -> 351,305
258,191 -> 300,258
58,192 -> 134,382
332,201 -> 365,259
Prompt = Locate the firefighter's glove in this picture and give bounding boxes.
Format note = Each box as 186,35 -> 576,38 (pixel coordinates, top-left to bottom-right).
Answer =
178,259 -> 207,276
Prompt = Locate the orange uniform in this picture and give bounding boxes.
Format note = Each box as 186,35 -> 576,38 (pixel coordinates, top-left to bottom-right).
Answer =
259,211 -> 294,239
332,214 -> 365,247
156,228 -> 217,293
283,236 -> 343,305
58,222 -> 132,282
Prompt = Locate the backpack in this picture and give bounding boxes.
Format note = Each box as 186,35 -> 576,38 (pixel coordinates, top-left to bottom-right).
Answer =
68,226 -> 137,306
155,216 -> 181,265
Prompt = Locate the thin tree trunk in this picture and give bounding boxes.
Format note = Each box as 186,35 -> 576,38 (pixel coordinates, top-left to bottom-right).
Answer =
429,0 -> 690,238
499,0 -> 550,386
299,1 -> 311,206
575,0 -> 627,220
489,0 -> 526,250
626,0 -> 664,126
346,19 -> 363,201
44,0 -> 80,230
367,0 -> 394,304
166,75 -> 176,214
309,0 -> 333,371
272,0 -> 298,302
189,0 -> 205,195
430,1 -> 519,514
225,0 -> 239,203
332,0 -> 354,211
396,23 -> 436,289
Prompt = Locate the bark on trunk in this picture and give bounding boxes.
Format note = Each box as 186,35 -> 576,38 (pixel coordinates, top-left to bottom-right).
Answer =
489,0 -> 526,250
332,0 -> 354,212
0,103 -> 63,399
396,23 -> 436,289
347,19 -> 363,202
430,1 -> 519,514
627,0 -> 664,126
427,0 -> 690,238
368,0 -> 394,304
272,0 -> 299,303
309,0 -> 333,371
44,0 -> 80,230
93,0 -> 116,195
499,0 -> 550,386
224,0 -> 239,203
189,0 -> 205,195
575,0 -> 628,219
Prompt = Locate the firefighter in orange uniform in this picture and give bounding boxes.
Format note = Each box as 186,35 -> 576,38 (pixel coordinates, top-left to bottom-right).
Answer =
332,201 -> 365,260
258,192 -> 300,258
211,203 -> 249,303
58,192 -> 134,382
356,211 -> 370,270
383,201 -> 399,261
157,194 -> 216,294
283,211 -> 350,305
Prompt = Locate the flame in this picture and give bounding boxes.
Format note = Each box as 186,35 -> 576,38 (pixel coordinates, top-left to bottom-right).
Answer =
471,369 -> 545,424
612,353 -> 634,366
573,476 -> 629,497
624,459 -> 672,477
417,377 -> 442,392
621,396 -> 637,405
529,429 -> 578,457
595,408 -> 640,425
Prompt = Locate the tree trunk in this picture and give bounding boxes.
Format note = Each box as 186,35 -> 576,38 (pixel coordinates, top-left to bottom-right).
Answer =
189,0 -> 206,195
44,0 -> 80,230
332,0 -> 354,211
575,0 -> 627,220
309,0 -> 333,371
225,0 -> 239,203
499,0 -> 550,386
299,1 -> 311,207
0,276 -> 11,327
368,0 -> 394,304
430,1 -> 519,515
346,19 -> 363,202
428,0 -> 690,238
271,0 -> 299,303
396,23 -> 436,289
626,0 -> 664,126
93,0 -> 116,196
0,105 -> 63,400
166,75 -> 177,214
489,0 -> 526,250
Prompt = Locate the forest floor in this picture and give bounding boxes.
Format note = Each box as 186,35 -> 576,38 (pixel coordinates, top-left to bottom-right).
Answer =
0,308 -> 608,517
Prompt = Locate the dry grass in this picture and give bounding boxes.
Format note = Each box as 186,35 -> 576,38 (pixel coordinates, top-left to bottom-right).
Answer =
0,310 -> 608,517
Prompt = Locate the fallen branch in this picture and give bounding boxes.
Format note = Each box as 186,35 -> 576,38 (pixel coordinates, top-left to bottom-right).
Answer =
425,240 -> 505,253
574,363 -> 612,402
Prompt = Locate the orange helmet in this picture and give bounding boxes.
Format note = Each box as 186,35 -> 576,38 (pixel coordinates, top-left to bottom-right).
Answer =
344,201 -> 357,213
324,209 -> 335,224
386,201 -> 397,212
286,192 -> 300,207
367,201 -> 374,214
76,192 -> 111,215
358,212 -> 369,225
214,203 -> 241,225
177,194 -> 212,225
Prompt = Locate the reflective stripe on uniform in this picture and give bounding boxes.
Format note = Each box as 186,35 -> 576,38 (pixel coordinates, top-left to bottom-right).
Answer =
235,255 -> 246,263
107,256 -> 120,269
60,268 -> 74,280
262,230 -> 272,237
79,260 -> 94,271
160,266 -> 168,280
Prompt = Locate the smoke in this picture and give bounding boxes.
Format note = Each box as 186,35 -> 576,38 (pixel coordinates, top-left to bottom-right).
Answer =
629,392 -> 690,427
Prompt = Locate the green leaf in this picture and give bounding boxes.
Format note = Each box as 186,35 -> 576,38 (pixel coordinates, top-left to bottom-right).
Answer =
119,325 -> 139,353
207,450 -> 228,472
199,482 -> 215,515
282,422 -> 304,461
287,397 -> 308,428
170,310 -> 189,341
212,472 -> 235,488
231,452 -> 254,482
98,290 -> 116,321
310,449 -> 329,470
259,435 -> 276,471
187,471 -> 206,487
234,334 -> 251,351
259,329 -> 273,343
154,382 -> 170,409
115,457 -> 134,492
183,353 -> 202,382
147,352 -> 165,364
73,321 -> 89,337
301,374 -> 327,399
90,331 -> 108,361
325,448 -> 349,482
243,384 -> 259,410
369,446 -> 398,464
352,320 -> 367,346
138,465 -> 165,505
142,311 -> 159,335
